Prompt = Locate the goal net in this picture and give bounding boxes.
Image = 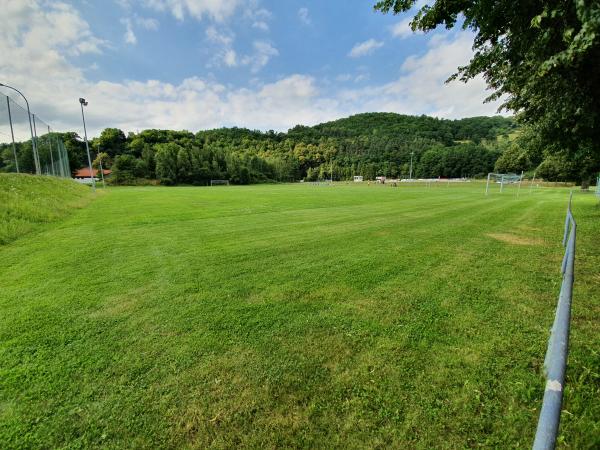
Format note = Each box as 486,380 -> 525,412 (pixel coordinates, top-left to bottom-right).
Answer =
210,180 -> 230,186
485,172 -> 523,195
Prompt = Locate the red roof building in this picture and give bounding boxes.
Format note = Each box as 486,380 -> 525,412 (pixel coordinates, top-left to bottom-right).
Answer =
74,168 -> 112,178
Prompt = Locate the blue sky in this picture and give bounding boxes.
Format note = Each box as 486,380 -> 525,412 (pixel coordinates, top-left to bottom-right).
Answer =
78,0 -> 428,87
0,0 -> 504,136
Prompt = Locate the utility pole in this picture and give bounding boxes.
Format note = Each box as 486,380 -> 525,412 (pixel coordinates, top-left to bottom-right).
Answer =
79,97 -> 96,192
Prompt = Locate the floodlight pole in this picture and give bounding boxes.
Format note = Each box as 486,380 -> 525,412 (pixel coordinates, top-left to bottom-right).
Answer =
79,98 -> 96,192
5,96 -> 19,173
409,151 -> 414,181
0,82 -> 40,174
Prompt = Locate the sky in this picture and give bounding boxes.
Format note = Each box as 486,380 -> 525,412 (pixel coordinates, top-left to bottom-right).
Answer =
0,0 -> 506,137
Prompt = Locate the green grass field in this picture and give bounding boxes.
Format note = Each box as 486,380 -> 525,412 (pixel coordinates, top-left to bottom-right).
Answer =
1,179 -> 598,448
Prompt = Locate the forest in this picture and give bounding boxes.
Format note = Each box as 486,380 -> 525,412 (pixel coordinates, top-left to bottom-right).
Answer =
0,112 -> 594,184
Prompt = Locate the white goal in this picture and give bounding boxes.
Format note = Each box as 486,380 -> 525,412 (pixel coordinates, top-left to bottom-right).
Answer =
485,172 -> 523,195
210,180 -> 230,186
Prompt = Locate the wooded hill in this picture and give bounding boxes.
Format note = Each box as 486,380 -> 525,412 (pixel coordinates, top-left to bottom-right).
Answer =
1,113 -> 524,184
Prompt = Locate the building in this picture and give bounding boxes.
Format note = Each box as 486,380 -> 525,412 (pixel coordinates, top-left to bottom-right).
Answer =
353,176 -> 363,182
73,168 -> 112,179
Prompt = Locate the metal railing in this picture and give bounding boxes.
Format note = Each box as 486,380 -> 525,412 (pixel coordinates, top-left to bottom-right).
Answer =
533,193 -> 576,449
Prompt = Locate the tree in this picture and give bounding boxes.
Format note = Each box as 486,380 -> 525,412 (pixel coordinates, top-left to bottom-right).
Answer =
111,155 -> 138,184
537,154 -> 575,182
155,143 -> 181,184
494,144 -> 531,174
97,128 -> 127,157
92,152 -> 110,170
374,0 -> 600,182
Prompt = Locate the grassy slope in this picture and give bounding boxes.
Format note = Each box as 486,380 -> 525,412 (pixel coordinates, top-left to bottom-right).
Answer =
0,183 -> 598,448
0,174 -> 91,245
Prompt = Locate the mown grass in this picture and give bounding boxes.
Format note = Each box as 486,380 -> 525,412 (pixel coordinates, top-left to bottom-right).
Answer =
0,181 -> 598,448
0,174 -> 91,245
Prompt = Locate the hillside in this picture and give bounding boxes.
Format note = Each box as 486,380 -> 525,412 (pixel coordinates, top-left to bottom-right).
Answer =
1,113 -> 517,185
288,113 -> 516,144
0,174 -> 91,245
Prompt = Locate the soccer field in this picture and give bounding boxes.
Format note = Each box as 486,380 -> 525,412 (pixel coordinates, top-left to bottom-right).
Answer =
1,182 -> 598,448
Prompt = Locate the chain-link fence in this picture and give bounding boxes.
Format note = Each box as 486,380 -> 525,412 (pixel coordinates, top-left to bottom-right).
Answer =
0,92 -> 70,177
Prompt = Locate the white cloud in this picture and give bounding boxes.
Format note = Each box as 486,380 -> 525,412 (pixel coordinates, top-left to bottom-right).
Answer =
348,39 -> 384,58
205,26 -> 234,46
0,1 -> 505,142
241,40 -> 279,73
298,7 -> 310,25
252,21 -> 269,31
142,0 -> 242,22
245,6 -> 272,31
223,49 -> 237,67
241,41 -> 278,73
391,17 -> 420,39
121,18 -> 137,44
338,33 -> 503,118
135,15 -> 160,30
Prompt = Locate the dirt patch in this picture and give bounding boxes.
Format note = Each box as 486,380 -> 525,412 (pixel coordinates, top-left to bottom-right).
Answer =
516,225 -> 543,232
373,229 -> 391,237
487,233 -> 544,246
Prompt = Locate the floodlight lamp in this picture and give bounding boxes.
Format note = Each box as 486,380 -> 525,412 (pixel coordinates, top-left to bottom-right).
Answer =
79,98 -> 88,106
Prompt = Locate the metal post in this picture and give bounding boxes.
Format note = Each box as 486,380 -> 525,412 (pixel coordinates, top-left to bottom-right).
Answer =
47,125 -> 55,176
517,171 -> 524,198
485,173 -> 491,195
500,175 -> 505,193
79,98 -> 96,191
32,113 -> 42,174
6,96 -> 19,173
530,171 -> 537,194
409,152 -> 414,180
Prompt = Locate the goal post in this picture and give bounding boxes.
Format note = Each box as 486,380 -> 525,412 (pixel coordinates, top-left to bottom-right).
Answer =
210,180 -> 230,186
485,172 -> 523,195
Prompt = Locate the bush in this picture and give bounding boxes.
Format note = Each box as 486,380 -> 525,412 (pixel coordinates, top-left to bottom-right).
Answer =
160,177 -> 175,186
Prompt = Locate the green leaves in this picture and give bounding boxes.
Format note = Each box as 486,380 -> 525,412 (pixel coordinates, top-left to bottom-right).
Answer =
374,0 -> 600,177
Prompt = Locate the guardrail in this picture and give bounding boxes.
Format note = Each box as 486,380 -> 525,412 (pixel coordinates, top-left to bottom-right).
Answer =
533,193 -> 576,449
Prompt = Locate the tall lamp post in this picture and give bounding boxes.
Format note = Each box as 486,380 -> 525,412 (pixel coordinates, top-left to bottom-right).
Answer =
0,82 -> 41,174
79,98 -> 96,192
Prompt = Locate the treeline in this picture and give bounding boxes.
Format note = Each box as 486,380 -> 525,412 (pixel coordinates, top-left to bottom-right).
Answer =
12,112 -> 593,184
